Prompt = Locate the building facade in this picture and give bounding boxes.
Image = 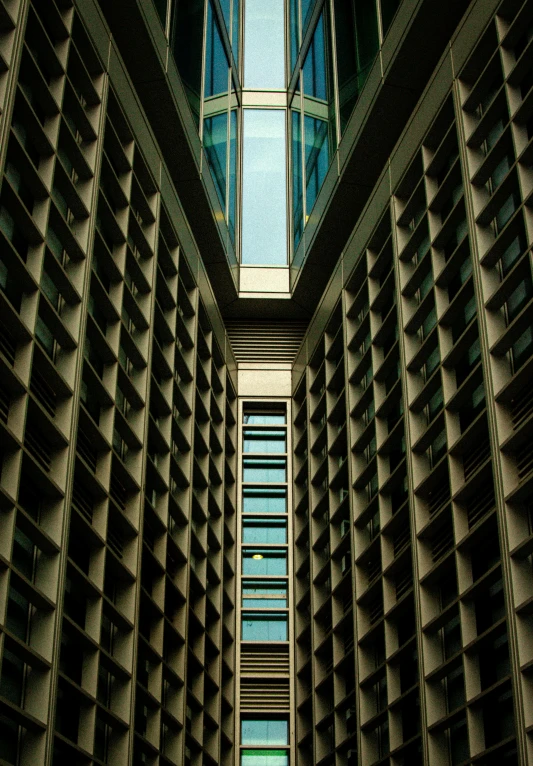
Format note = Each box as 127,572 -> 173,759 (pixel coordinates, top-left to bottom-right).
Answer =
0,0 -> 532,765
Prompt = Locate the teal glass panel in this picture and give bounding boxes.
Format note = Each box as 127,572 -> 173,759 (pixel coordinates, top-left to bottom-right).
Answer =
290,0 -> 299,75
242,614 -> 288,641
229,109 -> 237,243
241,750 -> 289,765
244,430 -> 286,453
242,550 -> 287,575
242,110 -> 287,265
243,488 -> 287,514
153,0 -> 167,28
302,12 -> 335,215
220,0 -> 231,33
303,14 -> 327,100
204,112 -> 228,207
242,719 -> 289,745
334,0 -> 358,134
205,1 -> 229,97
380,0 -> 400,36
244,413 -> 286,424
304,115 -> 329,215
291,109 -> 303,250
232,0 -> 240,61
242,520 -> 287,544
301,0 -> 313,30
171,0 -> 204,127
243,458 -> 286,483
244,0 -> 285,88
243,581 -> 288,608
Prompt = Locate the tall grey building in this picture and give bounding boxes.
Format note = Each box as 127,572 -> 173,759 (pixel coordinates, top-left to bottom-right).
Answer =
0,0 -> 532,765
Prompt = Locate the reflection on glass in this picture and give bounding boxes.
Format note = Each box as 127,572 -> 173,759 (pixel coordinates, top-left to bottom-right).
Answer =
242,581 -> 288,608
229,109 -> 237,243
304,115 -> 329,215
242,550 -> 287,575
241,614 -> 288,641
204,112 -> 228,207
220,0 -> 230,32
242,520 -> 287,544
302,12 -> 335,219
292,109 -> 303,250
241,750 -> 289,766
242,719 -> 289,745
232,0 -> 240,62
301,0 -> 313,30
205,1 -> 229,98
171,0 -> 204,126
244,413 -> 285,424
244,429 -> 286,453
333,0 -> 379,133
244,0 -> 285,88
303,14 -> 327,100
243,458 -> 286,483
289,0 -> 299,75
243,488 -> 287,514
242,110 -> 287,265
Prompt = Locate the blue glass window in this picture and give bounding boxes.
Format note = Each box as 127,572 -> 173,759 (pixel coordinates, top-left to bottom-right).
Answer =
241,750 -> 289,765
291,109 -> 303,250
204,112 -> 228,207
205,1 -> 229,97
242,613 -> 288,641
244,430 -> 286,453
242,110 -> 287,265
242,520 -> 287,544
229,109 -> 238,243
242,719 -> 289,745
220,0 -> 231,33
170,1 -> 204,126
304,115 -> 329,215
244,413 -> 285,425
232,0 -> 240,61
289,0 -> 299,75
242,581 -> 288,608
301,12 -> 336,219
243,488 -> 287,514
243,458 -> 286,483
244,0 -> 285,88
242,550 -> 287,576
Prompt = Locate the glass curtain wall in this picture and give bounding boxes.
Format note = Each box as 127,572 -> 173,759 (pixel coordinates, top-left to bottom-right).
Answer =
289,0 -> 401,257
239,406 -> 291,763
157,0 -> 402,264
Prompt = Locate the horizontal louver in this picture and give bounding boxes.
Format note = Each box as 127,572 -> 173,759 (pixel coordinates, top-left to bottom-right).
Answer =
239,679 -> 290,711
241,645 -> 290,676
226,320 -> 307,364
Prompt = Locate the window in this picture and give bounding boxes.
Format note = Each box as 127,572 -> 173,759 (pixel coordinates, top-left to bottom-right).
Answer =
243,458 -> 286,483
243,488 -> 287,514
241,752 -> 289,766
244,0 -> 285,88
242,580 -> 288,608
242,613 -> 288,641
244,412 -> 286,425
242,519 -> 287,544
242,549 -> 287,576
242,718 -> 289,745
242,110 -> 287,265
244,429 -> 286,453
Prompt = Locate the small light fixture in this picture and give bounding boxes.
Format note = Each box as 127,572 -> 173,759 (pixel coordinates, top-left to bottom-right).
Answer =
252,554 -> 264,560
